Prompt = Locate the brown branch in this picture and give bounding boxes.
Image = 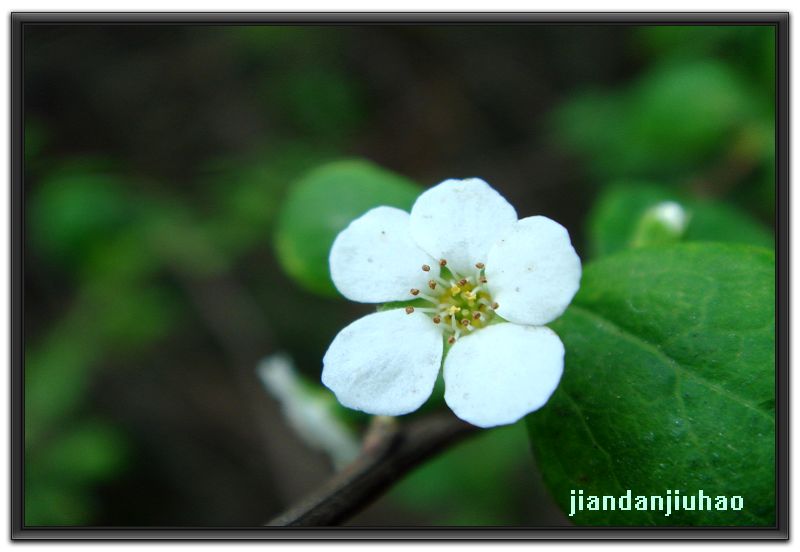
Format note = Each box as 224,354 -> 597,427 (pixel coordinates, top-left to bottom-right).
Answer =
266,412 -> 478,527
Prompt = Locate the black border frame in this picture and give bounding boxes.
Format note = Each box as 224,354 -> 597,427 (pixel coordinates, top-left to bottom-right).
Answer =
10,11 -> 789,540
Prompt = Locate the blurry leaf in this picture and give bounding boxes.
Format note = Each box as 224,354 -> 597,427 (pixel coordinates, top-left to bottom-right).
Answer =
25,331 -> 99,446
553,91 -> 632,177
28,166 -> 134,268
684,198 -> 773,248
274,159 -> 422,297
29,420 -> 127,485
273,67 -> 366,141
24,482 -> 94,526
555,60 -> 759,178
528,243 -> 775,525
390,422 -> 536,525
199,144 -> 331,253
730,149 -> 776,222
85,280 -> 179,350
81,227 -> 162,285
26,282 -> 177,445
632,61 -> 753,156
635,26 -> 776,95
145,206 -> 230,277
588,183 -> 773,258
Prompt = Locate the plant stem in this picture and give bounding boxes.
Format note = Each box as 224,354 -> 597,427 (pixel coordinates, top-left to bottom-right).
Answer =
266,412 -> 478,527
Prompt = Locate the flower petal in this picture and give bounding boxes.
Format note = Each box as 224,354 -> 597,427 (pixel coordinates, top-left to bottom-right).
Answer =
330,206 -> 439,303
322,309 -> 443,416
409,178 -> 517,276
443,323 -> 564,428
486,216 -> 581,326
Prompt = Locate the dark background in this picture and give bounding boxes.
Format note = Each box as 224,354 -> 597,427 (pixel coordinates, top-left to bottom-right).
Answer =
23,24 -> 774,526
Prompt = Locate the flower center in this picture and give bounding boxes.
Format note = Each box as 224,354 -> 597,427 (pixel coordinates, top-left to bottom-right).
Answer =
405,259 -> 498,344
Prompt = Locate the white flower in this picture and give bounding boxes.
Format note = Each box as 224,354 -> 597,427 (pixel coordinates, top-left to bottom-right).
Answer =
322,178 -> 582,428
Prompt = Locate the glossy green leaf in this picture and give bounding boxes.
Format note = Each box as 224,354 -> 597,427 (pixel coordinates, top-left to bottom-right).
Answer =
588,183 -> 773,258
527,243 -> 775,525
274,159 -> 422,297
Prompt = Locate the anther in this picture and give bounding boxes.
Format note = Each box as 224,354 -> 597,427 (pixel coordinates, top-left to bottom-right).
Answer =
475,262 -> 485,269
422,264 -> 431,272
460,318 -> 470,327
410,288 -> 420,296
439,259 -> 447,267
472,312 -> 481,320
479,276 -> 487,284
432,315 -> 441,324
447,336 -> 456,344
405,306 -> 415,314
458,278 -> 468,287
492,302 -> 499,310
428,280 -> 437,290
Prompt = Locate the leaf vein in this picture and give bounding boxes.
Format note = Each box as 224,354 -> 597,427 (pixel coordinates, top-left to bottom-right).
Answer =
567,305 -> 773,422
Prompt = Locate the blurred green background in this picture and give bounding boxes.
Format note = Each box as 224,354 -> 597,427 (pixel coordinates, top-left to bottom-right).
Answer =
23,24 -> 775,526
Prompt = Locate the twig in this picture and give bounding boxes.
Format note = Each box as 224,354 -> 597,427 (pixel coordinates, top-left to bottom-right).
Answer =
266,412 -> 478,527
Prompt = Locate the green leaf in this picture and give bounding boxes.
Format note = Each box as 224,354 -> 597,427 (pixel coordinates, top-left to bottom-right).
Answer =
588,183 -> 773,258
274,159 -> 422,297
28,420 -> 127,485
554,60 -> 757,178
24,482 -> 94,526
197,143 -> 332,255
272,67 -> 366,141
527,243 -> 775,525
25,335 -> 98,447
28,166 -> 134,268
